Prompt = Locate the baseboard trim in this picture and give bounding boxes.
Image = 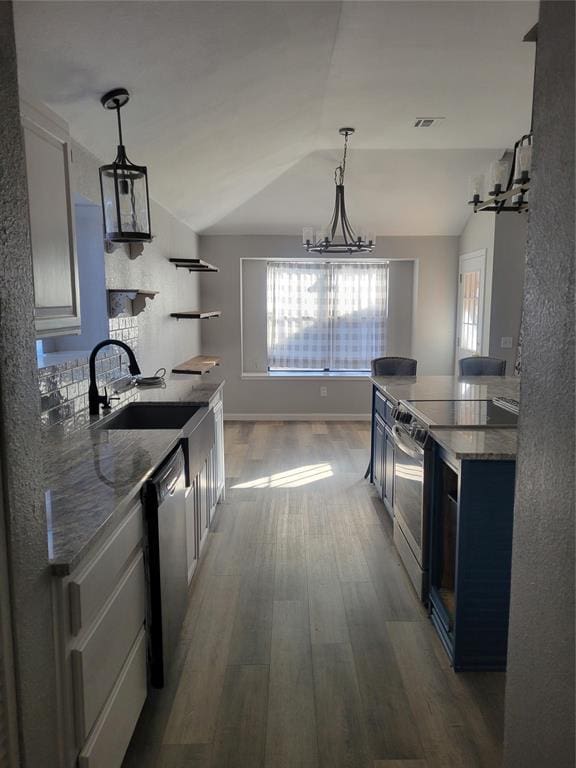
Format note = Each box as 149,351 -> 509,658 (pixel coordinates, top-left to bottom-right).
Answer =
224,413 -> 371,421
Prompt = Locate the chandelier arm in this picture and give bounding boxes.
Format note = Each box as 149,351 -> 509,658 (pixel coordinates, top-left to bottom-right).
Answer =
339,187 -> 358,243
328,187 -> 341,243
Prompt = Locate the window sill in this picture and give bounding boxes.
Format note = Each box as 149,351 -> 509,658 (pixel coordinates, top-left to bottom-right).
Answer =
241,371 -> 370,381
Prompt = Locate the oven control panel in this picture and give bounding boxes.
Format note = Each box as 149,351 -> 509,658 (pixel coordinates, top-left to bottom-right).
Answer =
392,406 -> 429,447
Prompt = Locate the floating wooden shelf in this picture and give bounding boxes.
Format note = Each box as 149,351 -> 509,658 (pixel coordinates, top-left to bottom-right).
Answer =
172,355 -> 221,375
170,310 -> 221,320
169,258 -> 219,273
107,288 -> 158,318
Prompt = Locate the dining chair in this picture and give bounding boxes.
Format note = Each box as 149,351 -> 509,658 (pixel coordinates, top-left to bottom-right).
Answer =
459,356 -> 506,376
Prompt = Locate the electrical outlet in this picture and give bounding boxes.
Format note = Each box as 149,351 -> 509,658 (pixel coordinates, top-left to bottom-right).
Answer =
501,336 -> 513,349
320,386 -> 328,397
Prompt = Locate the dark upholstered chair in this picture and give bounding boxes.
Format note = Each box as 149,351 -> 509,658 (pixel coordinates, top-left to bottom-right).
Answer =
459,356 -> 506,376
371,356 -> 418,376
365,357 -> 418,479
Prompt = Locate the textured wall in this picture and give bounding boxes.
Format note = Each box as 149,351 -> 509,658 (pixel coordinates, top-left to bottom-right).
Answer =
503,3 -> 575,767
199,235 -> 457,415
0,3 -> 60,765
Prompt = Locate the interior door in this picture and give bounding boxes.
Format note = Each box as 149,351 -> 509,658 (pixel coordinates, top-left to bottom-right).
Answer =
455,250 -> 486,371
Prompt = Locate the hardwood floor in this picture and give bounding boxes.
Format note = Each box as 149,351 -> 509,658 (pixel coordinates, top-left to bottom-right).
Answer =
123,421 -> 505,768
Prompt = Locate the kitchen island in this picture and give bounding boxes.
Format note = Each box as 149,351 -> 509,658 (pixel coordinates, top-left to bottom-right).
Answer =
369,374 -> 518,671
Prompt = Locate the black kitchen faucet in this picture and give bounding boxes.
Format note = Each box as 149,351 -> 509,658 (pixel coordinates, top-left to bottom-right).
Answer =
88,339 -> 141,415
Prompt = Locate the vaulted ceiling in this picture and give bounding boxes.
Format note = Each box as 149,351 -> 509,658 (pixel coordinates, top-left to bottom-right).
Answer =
14,1 -> 538,235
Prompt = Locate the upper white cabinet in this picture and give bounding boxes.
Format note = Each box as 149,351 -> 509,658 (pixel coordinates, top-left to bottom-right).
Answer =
21,98 -> 81,337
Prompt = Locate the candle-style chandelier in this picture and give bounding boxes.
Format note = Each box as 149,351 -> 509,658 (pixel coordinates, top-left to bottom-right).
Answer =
303,128 -> 375,254
468,133 -> 533,214
99,88 -> 152,243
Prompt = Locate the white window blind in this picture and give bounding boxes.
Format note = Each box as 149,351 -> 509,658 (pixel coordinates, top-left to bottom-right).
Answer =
266,261 -> 388,371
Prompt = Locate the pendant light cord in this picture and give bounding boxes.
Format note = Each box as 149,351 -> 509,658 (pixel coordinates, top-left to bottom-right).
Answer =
115,99 -> 124,149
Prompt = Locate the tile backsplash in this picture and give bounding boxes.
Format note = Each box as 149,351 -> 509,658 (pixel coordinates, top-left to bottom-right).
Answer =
38,317 -> 139,429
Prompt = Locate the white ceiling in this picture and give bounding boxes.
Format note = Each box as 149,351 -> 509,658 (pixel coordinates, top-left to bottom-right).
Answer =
13,1 -> 538,236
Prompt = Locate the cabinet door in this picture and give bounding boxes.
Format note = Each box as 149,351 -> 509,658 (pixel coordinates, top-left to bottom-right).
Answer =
185,484 -> 198,584
21,100 -> 81,337
213,399 -> 225,500
373,414 -> 385,500
383,428 -> 395,514
198,460 -> 209,552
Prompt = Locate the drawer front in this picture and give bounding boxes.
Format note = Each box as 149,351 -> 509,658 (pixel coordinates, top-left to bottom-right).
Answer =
78,628 -> 147,768
69,504 -> 143,635
72,552 -> 146,741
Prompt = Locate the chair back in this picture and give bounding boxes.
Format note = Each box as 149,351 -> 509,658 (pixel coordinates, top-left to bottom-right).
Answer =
371,357 -> 417,376
458,356 -> 506,376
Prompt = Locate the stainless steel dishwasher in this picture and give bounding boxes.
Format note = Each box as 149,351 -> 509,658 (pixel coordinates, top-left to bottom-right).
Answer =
143,445 -> 188,688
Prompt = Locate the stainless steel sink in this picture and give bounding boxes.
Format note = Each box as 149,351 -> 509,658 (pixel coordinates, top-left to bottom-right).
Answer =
95,403 -> 201,430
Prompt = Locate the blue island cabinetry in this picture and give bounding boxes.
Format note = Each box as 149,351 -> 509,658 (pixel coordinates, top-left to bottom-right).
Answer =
429,444 -> 516,671
371,388 -> 395,517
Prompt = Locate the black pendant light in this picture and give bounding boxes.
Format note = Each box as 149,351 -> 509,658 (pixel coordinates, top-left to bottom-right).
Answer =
303,127 -> 374,254
99,88 -> 152,243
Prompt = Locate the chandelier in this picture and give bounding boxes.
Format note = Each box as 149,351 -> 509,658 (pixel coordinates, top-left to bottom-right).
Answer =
468,133 -> 532,214
303,128 -> 375,254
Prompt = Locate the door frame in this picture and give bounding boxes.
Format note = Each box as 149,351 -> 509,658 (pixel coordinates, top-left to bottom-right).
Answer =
455,249 -> 488,373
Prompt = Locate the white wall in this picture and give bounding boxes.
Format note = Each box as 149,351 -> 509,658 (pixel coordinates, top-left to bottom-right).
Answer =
458,210 -> 527,373
63,141 -> 202,377
490,214 -> 527,371
199,235 -> 458,416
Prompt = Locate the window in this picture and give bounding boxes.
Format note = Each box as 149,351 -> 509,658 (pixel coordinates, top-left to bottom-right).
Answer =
266,261 -> 388,371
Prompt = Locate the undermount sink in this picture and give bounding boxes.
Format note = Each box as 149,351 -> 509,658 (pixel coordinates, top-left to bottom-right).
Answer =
96,403 -> 201,430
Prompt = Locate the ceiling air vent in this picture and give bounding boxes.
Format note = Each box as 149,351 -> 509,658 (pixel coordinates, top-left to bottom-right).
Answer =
414,117 -> 445,128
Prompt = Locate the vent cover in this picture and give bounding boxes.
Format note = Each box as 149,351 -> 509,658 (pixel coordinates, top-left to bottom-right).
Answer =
414,117 -> 445,128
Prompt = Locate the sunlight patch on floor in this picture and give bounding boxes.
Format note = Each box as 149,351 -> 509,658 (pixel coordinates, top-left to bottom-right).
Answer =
231,463 -> 334,489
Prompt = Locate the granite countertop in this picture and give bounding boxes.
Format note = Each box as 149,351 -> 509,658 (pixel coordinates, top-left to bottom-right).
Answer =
370,374 -> 521,405
430,428 -> 518,460
370,375 -> 519,460
44,379 -> 224,576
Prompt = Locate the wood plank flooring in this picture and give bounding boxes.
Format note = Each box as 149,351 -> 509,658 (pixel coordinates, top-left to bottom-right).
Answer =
123,421 -> 505,768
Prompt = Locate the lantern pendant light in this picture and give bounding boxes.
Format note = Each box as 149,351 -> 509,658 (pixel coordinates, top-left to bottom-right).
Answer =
99,88 -> 152,243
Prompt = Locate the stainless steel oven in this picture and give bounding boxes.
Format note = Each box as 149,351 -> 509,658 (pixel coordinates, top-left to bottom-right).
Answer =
391,415 -> 431,601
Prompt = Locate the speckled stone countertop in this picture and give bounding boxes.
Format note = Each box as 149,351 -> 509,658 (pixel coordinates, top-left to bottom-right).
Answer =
44,379 -> 224,575
430,428 -> 517,460
370,375 -> 519,460
370,374 -> 520,405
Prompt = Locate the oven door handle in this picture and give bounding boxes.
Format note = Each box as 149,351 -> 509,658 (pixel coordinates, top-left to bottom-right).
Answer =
392,425 -> 424,459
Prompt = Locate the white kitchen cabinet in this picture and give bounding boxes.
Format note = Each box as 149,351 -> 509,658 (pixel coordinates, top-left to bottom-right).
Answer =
185,483 -> 199,584
52,498 -> 147,768
21,98 -> 81,337
78,629 -> 147,768
71,552 -> 146,742
213,395 -> 225,501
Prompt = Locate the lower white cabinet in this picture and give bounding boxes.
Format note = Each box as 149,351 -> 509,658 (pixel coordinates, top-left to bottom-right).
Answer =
52,499 -> 148,768
78,629 -> 147,768
213,398 -> 225,500
185,484 -> 198,584
71,552 -> 146,741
